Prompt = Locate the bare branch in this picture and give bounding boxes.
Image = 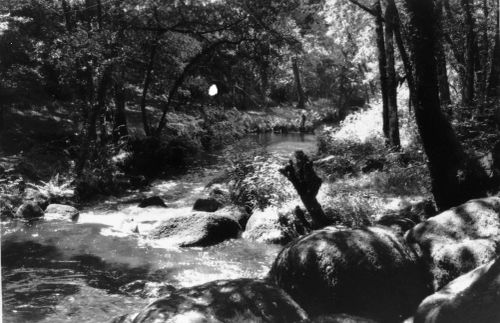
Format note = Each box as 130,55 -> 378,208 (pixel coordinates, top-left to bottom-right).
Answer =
347,0 -> 377,16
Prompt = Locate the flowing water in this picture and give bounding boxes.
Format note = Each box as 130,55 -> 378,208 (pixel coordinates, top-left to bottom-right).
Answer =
1,133 -> 316,323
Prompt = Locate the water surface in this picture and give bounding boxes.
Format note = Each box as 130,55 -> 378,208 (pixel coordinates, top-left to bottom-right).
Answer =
2,133 -> 316,323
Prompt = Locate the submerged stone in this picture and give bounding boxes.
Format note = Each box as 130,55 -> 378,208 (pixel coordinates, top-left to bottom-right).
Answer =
45,203 -> 79,221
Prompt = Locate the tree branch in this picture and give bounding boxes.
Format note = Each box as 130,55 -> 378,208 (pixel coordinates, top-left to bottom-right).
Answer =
347,0 -> 378,17
153,37 -> 254,136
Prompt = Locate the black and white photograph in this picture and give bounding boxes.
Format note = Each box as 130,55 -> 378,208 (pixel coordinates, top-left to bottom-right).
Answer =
1,0 -> 500,322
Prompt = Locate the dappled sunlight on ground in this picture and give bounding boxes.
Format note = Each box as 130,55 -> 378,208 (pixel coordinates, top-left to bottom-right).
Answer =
327,86 -> 417,148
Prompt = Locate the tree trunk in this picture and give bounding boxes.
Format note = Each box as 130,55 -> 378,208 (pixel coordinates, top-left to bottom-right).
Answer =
488,0 -> 500,97
76,66 -> 113,176
61,0 -> 72,32
260,60 -> 269,106
404,0 -> 489,211
280,151 -> 330,229
0,104 -> 4,133
384,1 -> 401,149
139,40 -> 158,136
435,0 -> 452,105
388,0 -> 417,109
443,0 -> 468,102
113,82 -> 128,142
96,0 -> 103,29
478,0 -> 490,101
375,0 -> 390,139
462,0 -> 476,105
95,65 -> 112,146
292,56 -> 306,110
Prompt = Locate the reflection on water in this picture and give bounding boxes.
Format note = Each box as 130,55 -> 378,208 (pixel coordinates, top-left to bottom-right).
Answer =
2,220 -> 281,322
1,133 -> 315,323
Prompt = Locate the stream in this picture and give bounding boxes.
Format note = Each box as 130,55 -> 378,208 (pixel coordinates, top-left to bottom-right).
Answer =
1,133 -> 317,323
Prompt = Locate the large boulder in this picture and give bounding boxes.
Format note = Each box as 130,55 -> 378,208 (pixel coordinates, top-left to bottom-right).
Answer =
138,196 -> 167,208
44,204 -> 79,221
129,279 -> 309,323
413,257 -> 500,323
192,197 -> 223,212
149,212 -> 241,247
23,188 -> 49,209
217,206 -> 249,228
405,197 -> 500,290
269,226 -> 432,323
15,201 -> 44,220
243,206 -> 307,244
192,185 -> 230,213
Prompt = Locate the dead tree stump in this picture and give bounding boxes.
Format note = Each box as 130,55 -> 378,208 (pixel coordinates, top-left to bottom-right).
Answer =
279,150 -> 330,229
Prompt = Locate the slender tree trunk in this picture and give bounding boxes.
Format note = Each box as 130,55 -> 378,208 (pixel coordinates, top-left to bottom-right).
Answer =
0,104 -> 4,134
443,0 -> 468,101
462,0 -> 476,105
384,1 -> 400,149
292,56 -> 306,110
95,65 -> 112,145
436,47 -> 452,106
404,0 -> 489,211
96,0 -> 103,29
435,0 -> 452,106
478,0 -> 490,101
139,40 -> 158,136
488,0 -> 500,97
260,60 -> 269,106
61,0 -> 72,32
76,66 -> 113,176
113,82 -> 128,142
375,0 -> 390,139
388,0 -> 417,109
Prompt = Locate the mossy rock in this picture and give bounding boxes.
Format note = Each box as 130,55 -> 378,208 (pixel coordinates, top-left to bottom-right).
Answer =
269,226 -> 432,322
406,197 -> 500,290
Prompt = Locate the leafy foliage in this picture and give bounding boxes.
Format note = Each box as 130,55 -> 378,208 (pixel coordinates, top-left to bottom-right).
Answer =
228,153 -> 296,212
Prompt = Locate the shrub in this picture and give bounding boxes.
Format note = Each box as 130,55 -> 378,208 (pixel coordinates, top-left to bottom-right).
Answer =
228,153 -> 296,212
27,173 -> 74,202
323,192 -> 375,228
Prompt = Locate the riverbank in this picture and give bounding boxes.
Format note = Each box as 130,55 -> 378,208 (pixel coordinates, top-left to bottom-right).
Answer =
0,100 -> 344,217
